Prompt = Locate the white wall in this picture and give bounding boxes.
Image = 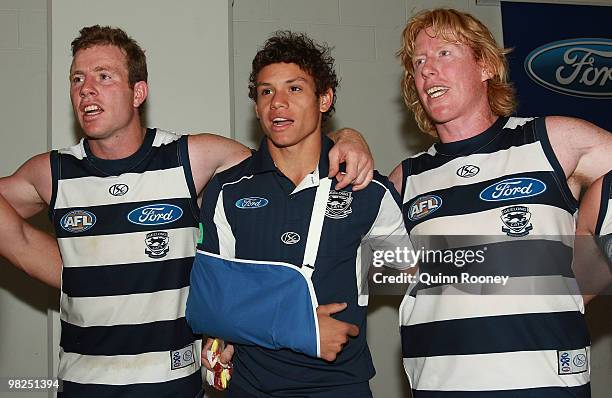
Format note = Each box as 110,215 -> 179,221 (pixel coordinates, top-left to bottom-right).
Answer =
50,0 -> 233,149
231,0 -> 612,397
0,1 -> 52,397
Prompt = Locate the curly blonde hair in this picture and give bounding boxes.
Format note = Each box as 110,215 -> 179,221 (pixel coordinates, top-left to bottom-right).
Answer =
397,8 -> 516,136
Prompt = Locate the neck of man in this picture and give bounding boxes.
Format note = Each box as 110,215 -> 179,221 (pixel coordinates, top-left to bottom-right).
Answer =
267,132 -> 322,187
435,104 -> 498,144
87,116 -> 146,160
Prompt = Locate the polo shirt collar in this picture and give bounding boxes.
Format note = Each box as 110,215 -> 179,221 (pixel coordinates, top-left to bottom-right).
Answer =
247,135 -> 334,192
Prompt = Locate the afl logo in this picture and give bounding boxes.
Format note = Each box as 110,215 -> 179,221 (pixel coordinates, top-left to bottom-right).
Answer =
281,231 -> 300,245
235,197 -> 269,209
127,204 -> 183,226
408,195 -> 442,221
60,210 -> 96,233
109,183 -> 129,196
456,165 -> 480,178
525,38 -> 612,98
480,177 -> 546,202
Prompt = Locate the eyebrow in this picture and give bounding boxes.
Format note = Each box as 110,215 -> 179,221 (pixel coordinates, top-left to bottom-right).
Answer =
256,76 -> 308,87
70,65 -> 118,76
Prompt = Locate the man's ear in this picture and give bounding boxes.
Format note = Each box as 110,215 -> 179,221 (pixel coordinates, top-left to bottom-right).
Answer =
133,81 -> 148,108
319,88 -> 334,113
254,102 -> 260,119
480,60 -> 494,82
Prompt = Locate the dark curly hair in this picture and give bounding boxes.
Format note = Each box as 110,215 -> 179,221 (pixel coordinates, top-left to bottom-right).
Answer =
248,31 -> 339,123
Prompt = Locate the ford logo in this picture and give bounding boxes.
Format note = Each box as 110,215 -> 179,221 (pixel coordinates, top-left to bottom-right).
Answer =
60,210 -> 96,233
127,204 -> 183,226
235,197 -> 269,209
480,178 -> 546,202
525,38 -> 612,98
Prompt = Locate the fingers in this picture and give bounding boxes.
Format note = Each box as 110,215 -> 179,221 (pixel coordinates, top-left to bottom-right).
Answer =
201,338 -> 214,370
316,302 -> 347,316
347,323 -> 360,337
334,157 -> 358,190
351,168 -> 374,192
327,149 -> 341,179
219,343 -> 234,365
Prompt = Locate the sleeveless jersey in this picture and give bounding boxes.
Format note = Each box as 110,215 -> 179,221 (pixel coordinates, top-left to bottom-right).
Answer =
399,117 -> 590,397
50,129 -> 202,397
595,170 -> 612,262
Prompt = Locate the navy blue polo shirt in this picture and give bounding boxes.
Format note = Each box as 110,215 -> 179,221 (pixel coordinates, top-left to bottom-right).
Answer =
197,135 -> 406,397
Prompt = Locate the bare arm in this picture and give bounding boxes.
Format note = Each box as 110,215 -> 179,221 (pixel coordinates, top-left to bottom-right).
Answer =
0,193 -> 61,288
546,116 -> 612,199
327,128 -> 374,191
187,133 -> 253,196
0,152 -> 52,218
389,162 -> 404,196
0,153 -> 60,287
574,176 -> 610,305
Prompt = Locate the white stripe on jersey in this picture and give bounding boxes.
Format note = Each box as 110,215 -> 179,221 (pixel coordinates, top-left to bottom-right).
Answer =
55,167 -> 191,209
59,227 -> 198,268
405,142 -> 553,203
600,196 -> 612,235
404,348 -> 590,391
411,204 -> 575,240
214,190 -> 236,258
400,290 -> 584,327
60,287 -> 189,327
151,129 -> 182,147
58,339 -> 202,385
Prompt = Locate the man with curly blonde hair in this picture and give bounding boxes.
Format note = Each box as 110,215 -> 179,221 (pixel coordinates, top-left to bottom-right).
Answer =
389,8 -> 611,398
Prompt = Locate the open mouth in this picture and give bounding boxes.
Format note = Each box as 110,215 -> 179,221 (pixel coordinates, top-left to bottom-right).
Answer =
83,104 -> 103,116
426,86 -> 449,98
272,117 -> 294,127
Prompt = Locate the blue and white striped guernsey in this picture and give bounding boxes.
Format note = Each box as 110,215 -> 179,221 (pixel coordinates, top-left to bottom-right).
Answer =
50,128 -> 202,397
399,117 -> 591,397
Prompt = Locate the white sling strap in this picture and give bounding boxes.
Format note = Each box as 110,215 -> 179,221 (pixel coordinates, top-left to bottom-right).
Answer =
301,176 -> 332,279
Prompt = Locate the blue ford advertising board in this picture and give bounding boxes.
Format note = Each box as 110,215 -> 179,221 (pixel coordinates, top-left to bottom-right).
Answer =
501,2 -> 612,131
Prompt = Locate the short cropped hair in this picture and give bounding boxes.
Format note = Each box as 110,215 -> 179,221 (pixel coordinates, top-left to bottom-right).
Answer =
72,25 -> 148,87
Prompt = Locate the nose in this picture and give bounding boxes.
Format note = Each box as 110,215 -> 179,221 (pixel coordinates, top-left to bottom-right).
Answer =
79,76 -> 97,98
420,59 -> 438,78
271,90 -> 288,109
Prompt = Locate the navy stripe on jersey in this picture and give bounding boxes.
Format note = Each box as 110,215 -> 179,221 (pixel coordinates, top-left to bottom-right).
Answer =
49,150 -> 60,221
407,117 -> 533,176
59,371 -> 202,398
404,171 -> 572,230
408,239 -> 573,296
62,258 -> 192,297
54,198 -> 195,238
177,134 -> 201,221
532,117 -> 578,210
595,171 -> 612,236
60,319 -> 198,356
55,130 -> 186,179
401,311 -> 590,358
411,384 -> 590,398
